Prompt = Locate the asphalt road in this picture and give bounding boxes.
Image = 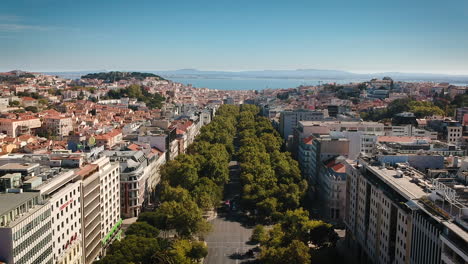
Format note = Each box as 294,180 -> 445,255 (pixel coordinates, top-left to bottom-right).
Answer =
204,216 -> 255,264
204,161 -> 256,264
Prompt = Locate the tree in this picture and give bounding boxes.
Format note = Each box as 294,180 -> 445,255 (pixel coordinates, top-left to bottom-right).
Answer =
187,241 -> 208,260
159,183 -> 193,203
198,143 -> 230,185
9,100 -> 20,106
256,197 -> 278,220
125,222 -> 160,238
95,235 -> 164,264
88,87 -> 97,94
259,240 -> 311,264
259,246 -> 286,264
161,154 -> 201,190
77,90 -> 85,100
283,240 -> 311,264
38,98 -> 48,105
306,220 -> 338,247
168,239 -> 207,264
138,211 -> 165,228
25,106 -> 38,113
191,178 -> 222,210
280,208 -> 311,244
250,225 -> 268,244
408,101 -> 445,118
452,93 -> 468,108
144,200 -> 210,237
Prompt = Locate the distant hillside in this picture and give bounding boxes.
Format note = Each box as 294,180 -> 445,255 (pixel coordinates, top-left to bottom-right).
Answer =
152,69 -> 468,84
81,71 -> 165,82
0,71 -> 35,84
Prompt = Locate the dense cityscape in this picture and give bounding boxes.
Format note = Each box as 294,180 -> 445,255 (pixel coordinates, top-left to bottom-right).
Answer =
2,0 -> 468,263
0,70 -> 466,264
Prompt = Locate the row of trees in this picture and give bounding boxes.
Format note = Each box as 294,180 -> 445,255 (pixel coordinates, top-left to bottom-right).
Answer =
251,209 -> 338,264
236,105 -> 308,222
96,221 -> 207,264
140,105 -> 239,238
235,105 -> 339,264
98,105 -> 240,263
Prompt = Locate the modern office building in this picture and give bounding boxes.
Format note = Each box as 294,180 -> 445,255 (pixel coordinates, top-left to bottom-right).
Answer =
95,157 -> 121,255
293,121 -> 383,157
279,110 -> 326,140
0,192 -> 53,264
344,157 -> 468,264
35,170 -> 82,264
75,163 -> 101,264
75,156 -> 120,264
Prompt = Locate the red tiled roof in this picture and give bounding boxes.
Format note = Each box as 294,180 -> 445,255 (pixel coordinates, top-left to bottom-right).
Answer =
302,136 -> 314,145
331,163 -> 345,173
127,143 -> 141,151
325,159 -> 346,173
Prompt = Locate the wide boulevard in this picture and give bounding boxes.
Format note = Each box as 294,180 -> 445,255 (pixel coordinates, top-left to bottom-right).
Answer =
204,161 -> 256,264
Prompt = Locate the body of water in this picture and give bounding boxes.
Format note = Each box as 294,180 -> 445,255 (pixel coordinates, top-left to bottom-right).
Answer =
167,77 -> 366,90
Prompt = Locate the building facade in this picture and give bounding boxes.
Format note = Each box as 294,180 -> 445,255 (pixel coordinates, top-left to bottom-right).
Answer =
75,156 -> 121,264
0,192 -> 53,264
279,110 -> 325,140
344,157 -> 468,264
42,116 -> 74,138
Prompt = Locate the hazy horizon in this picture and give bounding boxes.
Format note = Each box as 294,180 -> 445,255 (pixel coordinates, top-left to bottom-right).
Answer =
7,68 -> 468,77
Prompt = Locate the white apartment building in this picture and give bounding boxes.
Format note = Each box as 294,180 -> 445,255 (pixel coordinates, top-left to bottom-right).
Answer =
297,120 -> 385,139
75,163 -> 101,264
330,131 -> 377,159
75,156 -> 120,264
42,116 -> 74,138
36,170 -> 82,264
95,157 -> 121,254
345,158 -> 468,264
0,192 -> 53,264
280,110 -> 326,140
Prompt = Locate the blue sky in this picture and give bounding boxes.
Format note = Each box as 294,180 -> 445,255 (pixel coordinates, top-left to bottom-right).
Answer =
1,0 -> 468,74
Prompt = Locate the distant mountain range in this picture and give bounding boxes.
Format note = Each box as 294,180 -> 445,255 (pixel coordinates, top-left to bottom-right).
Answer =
42,69 -> 468,84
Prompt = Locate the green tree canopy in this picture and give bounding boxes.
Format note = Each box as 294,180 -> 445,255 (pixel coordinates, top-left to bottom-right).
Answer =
125,222 -> 160,238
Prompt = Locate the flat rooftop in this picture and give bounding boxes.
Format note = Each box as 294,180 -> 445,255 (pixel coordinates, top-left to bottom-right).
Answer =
365,163 -> 428,200
0,163 -> 40,171
0,173 -> 21,179
299,120 -> 382,126
0,192 -> 40,217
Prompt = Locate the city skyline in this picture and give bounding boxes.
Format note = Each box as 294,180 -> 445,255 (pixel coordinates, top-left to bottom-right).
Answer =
1,0 -> 468,74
